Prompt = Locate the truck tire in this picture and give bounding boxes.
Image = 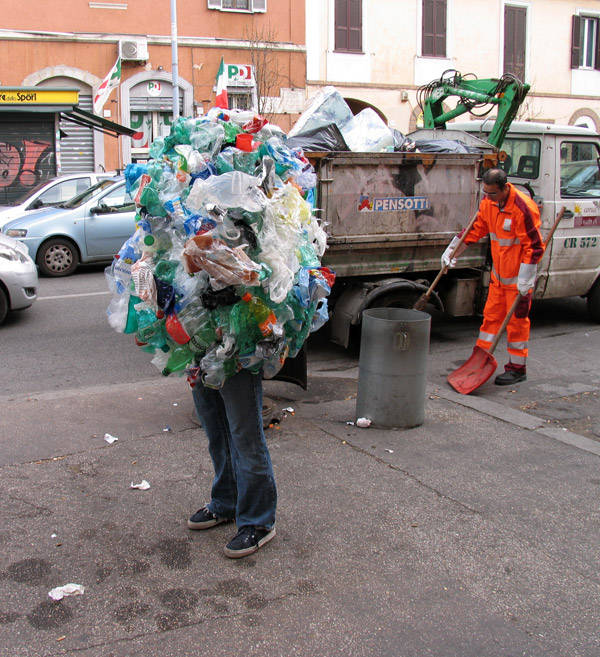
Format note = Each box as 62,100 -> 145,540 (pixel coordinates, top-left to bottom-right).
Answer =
587,281 -> 600,323
36,238 -> 80,277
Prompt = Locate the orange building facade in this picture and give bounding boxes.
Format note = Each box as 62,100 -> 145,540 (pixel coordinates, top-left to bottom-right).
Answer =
0,0 -> 307,174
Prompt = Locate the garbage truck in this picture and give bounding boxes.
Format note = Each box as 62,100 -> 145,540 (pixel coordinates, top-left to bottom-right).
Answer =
306,75 -> 600,346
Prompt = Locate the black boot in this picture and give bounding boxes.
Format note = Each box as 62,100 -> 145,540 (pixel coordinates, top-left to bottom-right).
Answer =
494,364 -> 526,386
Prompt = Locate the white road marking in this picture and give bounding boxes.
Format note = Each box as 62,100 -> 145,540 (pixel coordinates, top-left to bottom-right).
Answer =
37,291 -> 111,301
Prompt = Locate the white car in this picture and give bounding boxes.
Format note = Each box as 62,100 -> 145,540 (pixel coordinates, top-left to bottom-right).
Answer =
0,172 -> 116,229
0,232 -> 38,325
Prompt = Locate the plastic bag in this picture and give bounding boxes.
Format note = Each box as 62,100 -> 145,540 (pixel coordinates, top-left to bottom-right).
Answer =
285,123 -> 349,152
288,86 -> 354,137
186,171 -> 267,214
341,108 -> 395,152
182,233 -> 261,289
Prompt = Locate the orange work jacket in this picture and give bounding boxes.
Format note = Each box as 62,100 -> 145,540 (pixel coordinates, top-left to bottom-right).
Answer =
463,183 -> 544,287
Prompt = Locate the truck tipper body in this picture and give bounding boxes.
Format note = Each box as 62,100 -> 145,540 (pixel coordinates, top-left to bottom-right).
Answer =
311,123 -> 600,347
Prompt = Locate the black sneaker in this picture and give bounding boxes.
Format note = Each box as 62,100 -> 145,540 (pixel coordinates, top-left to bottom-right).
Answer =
187,505 -> 232,530
494,368 -> 527,386
223,526 -> 276,559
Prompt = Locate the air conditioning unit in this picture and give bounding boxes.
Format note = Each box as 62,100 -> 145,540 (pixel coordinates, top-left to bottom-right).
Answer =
119,38 -> 149,61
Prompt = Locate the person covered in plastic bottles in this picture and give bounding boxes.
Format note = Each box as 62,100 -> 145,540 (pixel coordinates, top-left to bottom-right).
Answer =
441,167 -> 544,385
106,108 -> 333,558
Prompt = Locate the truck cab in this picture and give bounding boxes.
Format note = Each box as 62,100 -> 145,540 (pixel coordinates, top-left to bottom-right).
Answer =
453,121 -> 600,312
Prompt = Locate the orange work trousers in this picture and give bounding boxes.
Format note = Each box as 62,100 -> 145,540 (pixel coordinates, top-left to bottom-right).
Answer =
476,282 -> 529,365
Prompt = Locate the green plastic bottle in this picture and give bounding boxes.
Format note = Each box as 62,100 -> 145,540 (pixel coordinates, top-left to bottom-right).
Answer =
162,343 -> 194,376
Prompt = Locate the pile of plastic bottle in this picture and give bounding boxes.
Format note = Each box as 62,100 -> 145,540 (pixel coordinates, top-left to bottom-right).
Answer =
105,107 -> 334,389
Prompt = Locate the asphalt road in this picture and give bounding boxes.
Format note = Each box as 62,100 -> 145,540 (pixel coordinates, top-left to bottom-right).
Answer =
1,266 -> 596,398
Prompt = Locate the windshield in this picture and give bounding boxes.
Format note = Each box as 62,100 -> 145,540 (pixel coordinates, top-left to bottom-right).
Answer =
62,179 -> 117,209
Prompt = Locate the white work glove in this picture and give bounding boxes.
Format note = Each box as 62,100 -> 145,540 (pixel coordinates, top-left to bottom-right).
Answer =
517,262 -> 537,295
441,235 -> 466,269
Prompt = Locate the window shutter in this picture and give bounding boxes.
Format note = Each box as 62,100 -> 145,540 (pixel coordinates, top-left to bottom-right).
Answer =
252,0 -> 266,12
422,0 -> 434,56
504,5 -> 526,80
434,0 -> 446,57
595,18 -> 600,70
571,15 -> 581,68
335,0 -> 348,51
348,0 -> 362,51
422,0 -> 446,57
207,0 -> 221,9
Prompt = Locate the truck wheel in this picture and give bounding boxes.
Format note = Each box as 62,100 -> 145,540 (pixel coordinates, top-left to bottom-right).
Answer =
0,287 -> 8,325
587,282 -> 600,323
36,238 -> 80,277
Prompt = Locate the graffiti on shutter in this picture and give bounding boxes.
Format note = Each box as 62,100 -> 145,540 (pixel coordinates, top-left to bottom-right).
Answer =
0,115 -> 55,205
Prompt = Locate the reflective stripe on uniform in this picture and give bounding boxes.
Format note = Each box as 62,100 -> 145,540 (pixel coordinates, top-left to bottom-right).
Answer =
478,331 -> 496,342
491,265 -> 518,286
508,341 -> 528,350
508,354 -> 526,365
489,232 -> 520,247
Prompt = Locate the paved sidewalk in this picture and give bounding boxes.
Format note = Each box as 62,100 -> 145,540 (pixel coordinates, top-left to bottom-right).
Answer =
2,363 -> 600,656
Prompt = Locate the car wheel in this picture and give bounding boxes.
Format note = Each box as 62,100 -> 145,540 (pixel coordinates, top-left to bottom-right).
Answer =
37,238 -> 80,277
0,287 -> 8,325
587,280 -> 600,323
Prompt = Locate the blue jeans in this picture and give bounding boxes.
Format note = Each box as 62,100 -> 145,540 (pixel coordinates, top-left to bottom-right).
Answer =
191,369 -> 277,530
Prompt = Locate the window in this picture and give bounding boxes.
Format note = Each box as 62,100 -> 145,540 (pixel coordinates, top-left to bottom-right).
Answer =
335,0 -> 362,53
228,89 -> 254,111
560,141 -> 600,198
421,0 -> 446,58
36,178 -> 91,206
504,5 -> 526,80
571,15 -> 600,70
498,138 -> 540,180
207,0 -> 266,12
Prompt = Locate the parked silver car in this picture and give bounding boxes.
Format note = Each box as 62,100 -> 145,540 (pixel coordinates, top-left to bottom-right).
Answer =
0,232 -> 38,324
3,178 -> 136,277
0,172 -> 116,229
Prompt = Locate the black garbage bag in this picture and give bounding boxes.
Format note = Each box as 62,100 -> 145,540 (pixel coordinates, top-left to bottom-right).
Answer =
392,129 -> 417,152
285,123 -> 349,152
414,139 -> 482,154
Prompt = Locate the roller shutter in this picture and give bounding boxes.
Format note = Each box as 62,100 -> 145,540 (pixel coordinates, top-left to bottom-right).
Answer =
59,94 -> 94,173
0,113 -> 56,205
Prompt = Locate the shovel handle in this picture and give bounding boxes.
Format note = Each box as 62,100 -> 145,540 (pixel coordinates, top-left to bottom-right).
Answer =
488,294 -> 521,355
414,210 -> 480,310
545,206 -> 566,245
487,207 -> 566,355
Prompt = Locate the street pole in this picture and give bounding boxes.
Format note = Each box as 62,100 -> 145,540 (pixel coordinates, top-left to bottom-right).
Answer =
170,0 -> 179,120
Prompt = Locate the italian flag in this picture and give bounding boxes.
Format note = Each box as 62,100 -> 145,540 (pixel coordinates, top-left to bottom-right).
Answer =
93,56 -> 122,115
215,57 -> 228,109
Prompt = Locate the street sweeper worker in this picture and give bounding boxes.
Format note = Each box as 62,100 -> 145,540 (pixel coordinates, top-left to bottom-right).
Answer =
441,167 -> 544,385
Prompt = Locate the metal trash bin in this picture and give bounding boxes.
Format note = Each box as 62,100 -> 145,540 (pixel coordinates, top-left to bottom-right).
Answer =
355,308 -> 431,428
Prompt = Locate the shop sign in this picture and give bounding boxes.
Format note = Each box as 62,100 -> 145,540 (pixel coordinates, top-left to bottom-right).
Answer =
147,81 -> 163,97
227,65 -> 254,87
0,88 -> 79,105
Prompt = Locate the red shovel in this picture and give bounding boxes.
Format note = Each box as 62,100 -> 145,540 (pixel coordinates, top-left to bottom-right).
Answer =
447,294 -> 521,394
447,207 -> 566,394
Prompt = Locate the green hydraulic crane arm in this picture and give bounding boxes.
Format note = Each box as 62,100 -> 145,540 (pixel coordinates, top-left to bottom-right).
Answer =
421,72 -> 530,149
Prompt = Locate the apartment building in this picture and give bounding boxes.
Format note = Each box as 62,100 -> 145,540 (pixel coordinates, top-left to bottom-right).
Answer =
0,0 -> 306,179
306,0 -> 600,135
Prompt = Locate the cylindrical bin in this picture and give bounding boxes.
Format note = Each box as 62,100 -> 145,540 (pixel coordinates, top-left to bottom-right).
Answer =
355,308 -> 431,428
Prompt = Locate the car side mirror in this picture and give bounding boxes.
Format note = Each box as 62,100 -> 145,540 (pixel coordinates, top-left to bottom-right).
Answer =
90,203 -> 109,214
29,199 -> 44,210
